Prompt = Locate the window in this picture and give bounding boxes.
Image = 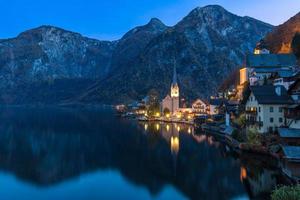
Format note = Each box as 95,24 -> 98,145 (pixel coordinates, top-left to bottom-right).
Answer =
259,116 -> 261,121
279,118 -> 283,123
270,107 -> 274,112
279,107 -> 283,113
250,97 -> 253,101
270,117 -> 274,123
259,107 -> 261,112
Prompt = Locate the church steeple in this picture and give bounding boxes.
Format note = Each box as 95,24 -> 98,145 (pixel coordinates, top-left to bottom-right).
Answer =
171,65 -> 179,98
172,65 -> 178,86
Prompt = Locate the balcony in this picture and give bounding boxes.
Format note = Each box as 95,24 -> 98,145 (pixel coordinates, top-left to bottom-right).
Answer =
245,110 -> 257,116
285,111 -> 300,120
246,118 -> 263,127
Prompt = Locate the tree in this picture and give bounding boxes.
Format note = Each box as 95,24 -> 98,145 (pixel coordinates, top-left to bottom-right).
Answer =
147,89 -> 160,117
292,32 -> 300,60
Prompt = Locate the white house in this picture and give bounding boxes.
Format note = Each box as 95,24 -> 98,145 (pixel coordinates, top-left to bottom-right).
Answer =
192,99 -> 208,115
245,85 -> 293,134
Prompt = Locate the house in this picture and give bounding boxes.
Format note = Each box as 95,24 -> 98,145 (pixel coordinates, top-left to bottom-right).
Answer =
246,53 -> 296,85
288,78 -> 300,103
280,146 -> 300,181
245,85 -> 293,134
192,99 -> 208,115
278,128 -> 300,146
285,79 -> 300,128
208,98 -> 225,115
237,53 -> 297,99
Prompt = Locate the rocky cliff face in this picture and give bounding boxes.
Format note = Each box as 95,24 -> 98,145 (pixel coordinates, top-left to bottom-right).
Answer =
0,5 -> 274,104
0,26 -> 116,103
263,12 -> 300,53
77,5 -> 273,103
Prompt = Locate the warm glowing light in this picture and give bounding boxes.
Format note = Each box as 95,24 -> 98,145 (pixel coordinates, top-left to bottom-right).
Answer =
144,124 -> 148,131
177,126 -> 180,132
155,112 -> 160,117
240,167 -> 247,182
156,123 -> 160,131
171,136 -> 179,154
188,128 -> 191,134
176,114 -> 181,119
166,114 -> 170,118
166,124 -> 170,131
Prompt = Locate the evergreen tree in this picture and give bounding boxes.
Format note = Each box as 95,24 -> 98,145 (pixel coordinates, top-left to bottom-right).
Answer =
292,32 -> 300,59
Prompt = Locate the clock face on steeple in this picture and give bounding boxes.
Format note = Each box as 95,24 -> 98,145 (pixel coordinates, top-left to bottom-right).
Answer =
171,65 -> 179,98
171,84 -> 179,98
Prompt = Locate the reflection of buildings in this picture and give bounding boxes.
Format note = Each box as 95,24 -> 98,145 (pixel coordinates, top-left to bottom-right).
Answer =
142,122 -> 195,156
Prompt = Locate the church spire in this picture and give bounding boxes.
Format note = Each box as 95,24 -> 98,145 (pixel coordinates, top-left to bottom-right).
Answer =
171,63 -> 179,98
172,64 -> 178,86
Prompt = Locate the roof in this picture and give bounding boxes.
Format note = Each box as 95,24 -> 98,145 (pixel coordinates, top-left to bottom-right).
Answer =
249,85 -> 293,105
246,54 -> 296,68
209,98 -> 225,106
282,146 -> 300,160
278,128 -> 300,138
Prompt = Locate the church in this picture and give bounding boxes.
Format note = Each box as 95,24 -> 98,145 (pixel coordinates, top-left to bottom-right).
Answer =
161,66 -> 180,115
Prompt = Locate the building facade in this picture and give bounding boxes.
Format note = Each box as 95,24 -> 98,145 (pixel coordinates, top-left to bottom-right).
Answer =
161,66 -> 180,115
245,85 -> 293,134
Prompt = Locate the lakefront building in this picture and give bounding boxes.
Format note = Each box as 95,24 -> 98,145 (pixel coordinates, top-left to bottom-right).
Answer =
236,47 -> 297,100
161,66 -> 180,115
245,85 -> 293,134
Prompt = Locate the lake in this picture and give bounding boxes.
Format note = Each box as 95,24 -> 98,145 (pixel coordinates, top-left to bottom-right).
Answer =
0,106 -> 286,200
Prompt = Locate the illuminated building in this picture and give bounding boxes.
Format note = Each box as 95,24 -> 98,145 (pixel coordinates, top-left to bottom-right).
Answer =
161,66 -> 180,115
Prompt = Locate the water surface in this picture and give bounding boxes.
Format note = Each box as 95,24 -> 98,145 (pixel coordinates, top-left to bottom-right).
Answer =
0,106 -> 285,200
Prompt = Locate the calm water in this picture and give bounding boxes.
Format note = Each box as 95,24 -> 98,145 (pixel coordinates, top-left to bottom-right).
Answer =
0,106 -> 286,200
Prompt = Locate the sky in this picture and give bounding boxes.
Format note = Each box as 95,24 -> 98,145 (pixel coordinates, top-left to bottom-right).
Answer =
1,0 -> 300,41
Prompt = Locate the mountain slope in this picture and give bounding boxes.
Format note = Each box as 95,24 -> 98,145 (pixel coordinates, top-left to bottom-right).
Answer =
77,5 -> 273,104
263,12 -> 300,53
110,18 -> 168,73
0,5 -> 274,105
0,26 -> 116,103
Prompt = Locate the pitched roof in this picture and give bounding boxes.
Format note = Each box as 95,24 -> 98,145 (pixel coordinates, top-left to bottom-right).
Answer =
249,85 -> 293,104
278,128 -> 300,138
282,146 -> 300,160
209,98 -> 226,106
246,54 -> 296,68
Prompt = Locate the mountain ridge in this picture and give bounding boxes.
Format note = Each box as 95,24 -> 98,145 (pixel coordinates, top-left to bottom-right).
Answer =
0,5 -> 275,104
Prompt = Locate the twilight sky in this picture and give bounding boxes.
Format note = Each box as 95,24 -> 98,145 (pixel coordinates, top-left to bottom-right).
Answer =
1,0 -> 300,40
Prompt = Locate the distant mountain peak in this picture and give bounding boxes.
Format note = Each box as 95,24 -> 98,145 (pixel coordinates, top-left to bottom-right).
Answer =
191,5 -> 230,16
148,18 -> 164,26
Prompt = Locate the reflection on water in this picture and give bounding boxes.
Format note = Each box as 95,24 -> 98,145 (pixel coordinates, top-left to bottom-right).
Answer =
0,106 -> 287,200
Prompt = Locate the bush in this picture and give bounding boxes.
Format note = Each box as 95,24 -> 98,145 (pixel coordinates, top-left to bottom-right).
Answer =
246,127 -> 261,145
234,113 -> 246,128
232,129 -> 244,142
271,185 -> 300,200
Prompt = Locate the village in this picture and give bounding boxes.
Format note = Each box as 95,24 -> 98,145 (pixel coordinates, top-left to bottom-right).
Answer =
116,42 -> 300,185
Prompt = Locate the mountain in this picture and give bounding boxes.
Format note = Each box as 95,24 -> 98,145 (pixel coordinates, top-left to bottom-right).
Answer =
77,5 -> 273,104
0,5 -> 274,104
262,12 -> 300,53
110,18 -> 168,73
0,26 -> 116,104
